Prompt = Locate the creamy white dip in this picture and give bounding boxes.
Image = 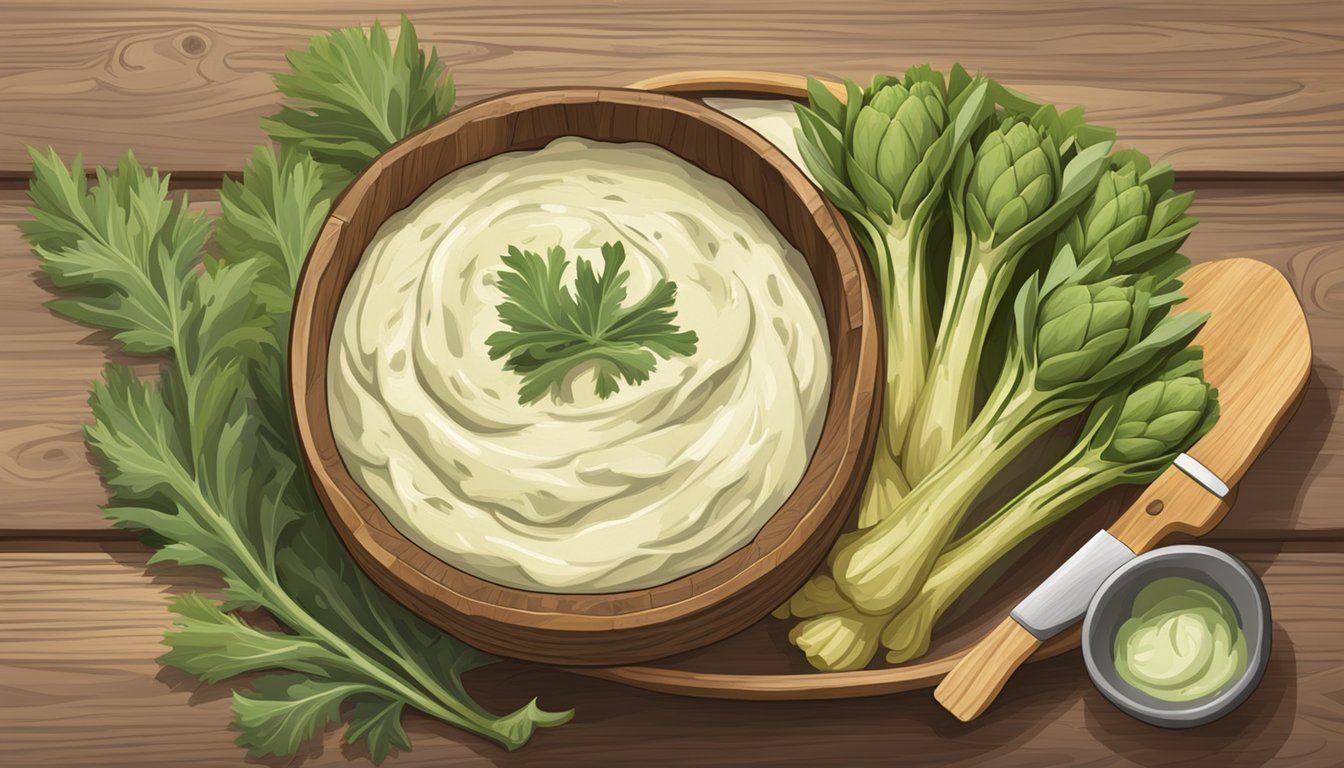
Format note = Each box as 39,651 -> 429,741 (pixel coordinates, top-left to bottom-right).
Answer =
329,137 -> 831,593
704,97 -> 815,184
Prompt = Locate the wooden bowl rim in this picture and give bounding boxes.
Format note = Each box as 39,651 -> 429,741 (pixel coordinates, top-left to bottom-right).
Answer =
290,86 -> 880,634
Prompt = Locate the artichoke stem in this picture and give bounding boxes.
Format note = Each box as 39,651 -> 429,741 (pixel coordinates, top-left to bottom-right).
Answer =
855,440 -> 911,529
882,462 -> 1104,660
789,608 -> 887,672
903,254 -> 999,484
873,229 -> 931,460
836,392 -> 1046,615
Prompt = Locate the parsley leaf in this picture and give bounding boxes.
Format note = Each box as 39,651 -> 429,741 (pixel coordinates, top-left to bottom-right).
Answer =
262,15 -> 455,189
345,698 -> 413,764
486,241 -> 699,404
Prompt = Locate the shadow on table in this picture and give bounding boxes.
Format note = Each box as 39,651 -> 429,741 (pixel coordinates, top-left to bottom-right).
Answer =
1215,362 -> 1339,538
444,615 -> 1301,768
449,651 -> 1091,767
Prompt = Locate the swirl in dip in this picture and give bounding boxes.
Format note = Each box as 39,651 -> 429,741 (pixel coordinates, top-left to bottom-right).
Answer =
328,137 -> 831,593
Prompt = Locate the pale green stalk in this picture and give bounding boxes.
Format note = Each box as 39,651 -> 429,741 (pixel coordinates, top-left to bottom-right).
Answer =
883,350 -> 1218,662
881,460 -> 1107,663
833,248 -> 1207,616
835,363 -> 1066,612
902,122 -> 1114,484
789,608 -> 885,672
793,68 -> 992,525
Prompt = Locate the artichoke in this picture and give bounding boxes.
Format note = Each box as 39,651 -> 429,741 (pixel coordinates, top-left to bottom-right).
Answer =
833,247 -> 1208,616
1104,349 -> 1218,468
850,80 -> 949,220
1057,158 -> 1198,281
777,69 -> 990,641
966,119 -> 1060,242
1063,165 -> 1152,260
901,118 -> 1113,484
881,348 -> 1218,663
793,68 -> 991,523
1034,279 -> 1137,390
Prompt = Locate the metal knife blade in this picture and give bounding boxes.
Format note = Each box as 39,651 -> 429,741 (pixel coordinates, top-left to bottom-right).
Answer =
1009,530 -> 1136,640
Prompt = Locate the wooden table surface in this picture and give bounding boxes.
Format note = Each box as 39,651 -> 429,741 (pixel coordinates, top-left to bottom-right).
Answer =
2,2 -> 1342,766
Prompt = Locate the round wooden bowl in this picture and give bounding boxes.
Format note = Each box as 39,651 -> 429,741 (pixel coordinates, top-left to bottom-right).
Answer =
290,87 -> 880,667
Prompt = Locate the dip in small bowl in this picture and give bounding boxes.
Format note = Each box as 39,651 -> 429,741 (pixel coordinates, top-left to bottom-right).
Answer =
1083,545 -> 1271,727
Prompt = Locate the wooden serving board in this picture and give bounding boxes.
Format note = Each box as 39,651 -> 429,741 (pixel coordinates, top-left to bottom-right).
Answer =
561,73 -> 1313,700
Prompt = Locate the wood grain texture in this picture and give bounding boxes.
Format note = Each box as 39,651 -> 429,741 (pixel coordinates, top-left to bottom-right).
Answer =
1108,256 -> 1314,551
0,3 -> 1338,762
291,88 -> 881,665
1,1 -> 1342,176
4,186 -> 1342,539
0,543 -> 1339,767
935,618 -> 1044,722
1110,472 -> 1233,554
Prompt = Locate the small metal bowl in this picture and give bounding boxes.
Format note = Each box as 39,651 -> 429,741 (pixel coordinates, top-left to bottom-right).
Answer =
1082,545 -> 1271,728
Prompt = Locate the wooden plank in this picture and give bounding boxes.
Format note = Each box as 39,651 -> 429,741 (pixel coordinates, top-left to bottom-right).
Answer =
3,185 -> 1341,537
0,542 -> 1339,766
0,193 -> 207,532
1,1 -> 1342,177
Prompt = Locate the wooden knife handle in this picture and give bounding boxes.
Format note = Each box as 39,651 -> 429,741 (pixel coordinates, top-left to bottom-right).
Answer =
934,618 -> 1042,722
1108,464 -> 1234,554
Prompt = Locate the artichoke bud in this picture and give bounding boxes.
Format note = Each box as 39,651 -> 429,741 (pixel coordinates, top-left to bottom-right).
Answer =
850,81 -> 948,219
1079,168 -> 1152,263
969,120 -> 1060,241
1034,280 -> 1136,389
1105,376 -> 1213,462
1148,190 -> 1196,237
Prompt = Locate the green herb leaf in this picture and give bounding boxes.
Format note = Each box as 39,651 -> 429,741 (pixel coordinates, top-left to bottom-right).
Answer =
159,594 -> 340,683
346,699 -> 412,764
262,15 -> 455,187
486,241 -> 698,404
27,109 -> 570,762
232,675 -> 364,759
22,148 -> 209,356
216,146 -> 331,315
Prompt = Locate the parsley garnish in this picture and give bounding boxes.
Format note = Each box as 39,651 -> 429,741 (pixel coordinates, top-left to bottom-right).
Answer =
487,241 -> 699,404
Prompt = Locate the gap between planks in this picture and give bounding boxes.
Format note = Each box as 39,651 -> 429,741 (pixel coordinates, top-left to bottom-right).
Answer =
3,170 -> 1343,192
5,534 -> 1344,555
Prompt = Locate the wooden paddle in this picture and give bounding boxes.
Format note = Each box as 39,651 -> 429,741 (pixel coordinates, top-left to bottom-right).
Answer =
934,257 -> 1312,720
